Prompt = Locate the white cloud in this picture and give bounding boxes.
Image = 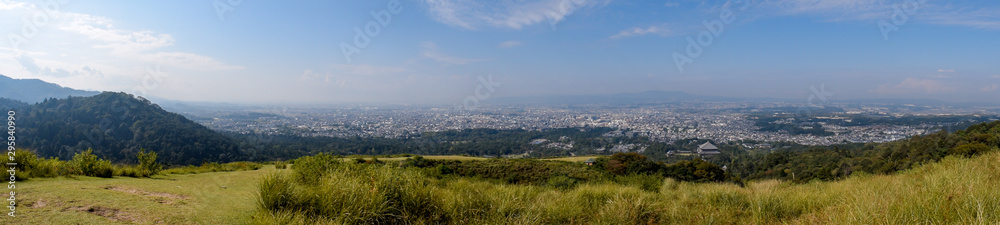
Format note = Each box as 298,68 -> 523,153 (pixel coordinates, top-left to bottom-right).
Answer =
421,42 -> 486,65
664,2 -> 679,7
421,0 -> 604,30
497,41 -> 522,48
610,26 -> 672,39
763,0 -> 1000,29
937,69 -> 955,73
0,1 -> 27,10
766,0 -> 888,16
922,8 -> 1000,29
56,13 -> 242,71
13,52 -> 106,78
874,78 -> 953,94
60,14 -> 174,54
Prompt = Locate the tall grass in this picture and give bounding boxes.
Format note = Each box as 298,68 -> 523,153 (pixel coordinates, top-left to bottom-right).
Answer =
254,151 -> 1000,224
162,161 -> 263,174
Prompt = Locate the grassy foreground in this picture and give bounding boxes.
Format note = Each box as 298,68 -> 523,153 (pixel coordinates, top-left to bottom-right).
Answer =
3,151 -> 998,224
255,152 -> 1000,224
0,165 -> 282,224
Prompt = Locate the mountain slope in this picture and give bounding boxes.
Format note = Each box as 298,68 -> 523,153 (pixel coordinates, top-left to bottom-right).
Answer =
17,92 -> 243,165
0,74 -> 100,103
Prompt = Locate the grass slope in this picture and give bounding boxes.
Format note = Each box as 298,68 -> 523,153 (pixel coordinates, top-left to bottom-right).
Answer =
257,152 -> 1000,224
1,165 -> 282,225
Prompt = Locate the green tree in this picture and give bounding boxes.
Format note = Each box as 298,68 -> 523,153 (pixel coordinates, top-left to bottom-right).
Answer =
137,149 -> 162,176
71,148 -> 114,178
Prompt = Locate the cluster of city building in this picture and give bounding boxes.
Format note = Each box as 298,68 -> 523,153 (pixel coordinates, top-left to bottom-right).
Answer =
187,102 -> 998,146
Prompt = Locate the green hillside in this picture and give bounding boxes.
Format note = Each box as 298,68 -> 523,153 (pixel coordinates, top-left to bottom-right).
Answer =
17,92 -> 243,165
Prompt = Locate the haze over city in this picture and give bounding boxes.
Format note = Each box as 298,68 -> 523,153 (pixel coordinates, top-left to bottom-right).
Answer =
1,0 -> 999,104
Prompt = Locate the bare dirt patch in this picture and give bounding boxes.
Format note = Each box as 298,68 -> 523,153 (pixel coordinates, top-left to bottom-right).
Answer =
104,186 -> 187,204
28,199 -> 56,208
65,205 -> 139,223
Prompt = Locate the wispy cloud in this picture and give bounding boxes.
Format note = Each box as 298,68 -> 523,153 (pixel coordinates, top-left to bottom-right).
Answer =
15,54 -> 73,77
13,52 -> 104,78
925,8 -> 1000,29
61,14 -> 174,53
0,1 -> 27,10
762,0 -> 1000,29
610,26 -> 672,39
937,69 -> 955,73
874,78 -> 953,94
421,42 -> 486,65
57,13 -> 243,71
421,0 -> 604,30
497,41 -> 522,49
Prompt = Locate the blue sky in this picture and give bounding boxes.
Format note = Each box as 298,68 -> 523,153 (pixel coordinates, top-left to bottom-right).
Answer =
1,0 -> 999,104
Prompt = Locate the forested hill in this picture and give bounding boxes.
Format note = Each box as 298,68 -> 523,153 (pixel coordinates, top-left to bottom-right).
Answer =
0,97 -> 28,111
17,92 -> 243,165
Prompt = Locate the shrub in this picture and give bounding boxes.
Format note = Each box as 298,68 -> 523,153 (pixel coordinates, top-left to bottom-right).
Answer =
614,174 -> 663,192
0,149 -> 39,181
114,165 -> 146,177
953,143 -> 990,157
70,149 -> 114,178
136,149 -> 162,176
291,153 -> 341,185
31,157 -> 71,178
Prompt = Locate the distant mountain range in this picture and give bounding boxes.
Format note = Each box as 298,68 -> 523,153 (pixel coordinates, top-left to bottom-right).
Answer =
0,74 -> 99,103
493,90 -> 983,107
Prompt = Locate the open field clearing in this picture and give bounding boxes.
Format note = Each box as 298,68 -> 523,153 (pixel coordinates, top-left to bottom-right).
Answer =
1,165 -> 282,225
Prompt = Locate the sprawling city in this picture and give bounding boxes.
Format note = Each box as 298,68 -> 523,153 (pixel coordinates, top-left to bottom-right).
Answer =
3,0 -> 1000,224
186,101 -> 999,147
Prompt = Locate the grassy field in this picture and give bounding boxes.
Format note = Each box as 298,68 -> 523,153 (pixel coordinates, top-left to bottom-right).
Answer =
349,155 -> 598,162
542,155 -> 600,162
258,151 -> 1000,224
5,151 -> 1000,224
1,165 -> 283,225
345,155 -> 490,162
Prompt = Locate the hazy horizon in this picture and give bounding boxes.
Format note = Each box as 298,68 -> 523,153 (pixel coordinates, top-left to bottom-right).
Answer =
2,0 -> 999,105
